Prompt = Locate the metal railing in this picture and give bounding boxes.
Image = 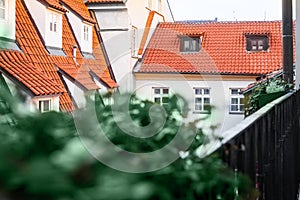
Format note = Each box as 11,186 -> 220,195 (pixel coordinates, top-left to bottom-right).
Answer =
203,90 -> 300,200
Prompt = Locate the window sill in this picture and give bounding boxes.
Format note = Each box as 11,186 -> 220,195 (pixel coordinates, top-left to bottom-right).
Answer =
229,111 -> 244,115
193,111 -> 211,114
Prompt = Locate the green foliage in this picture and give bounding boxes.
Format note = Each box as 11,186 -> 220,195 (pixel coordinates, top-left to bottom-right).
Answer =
0,89 -> 255,200
245,77 -> 293,116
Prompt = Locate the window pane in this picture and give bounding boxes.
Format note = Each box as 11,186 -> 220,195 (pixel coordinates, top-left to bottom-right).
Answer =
195,88 -> 201,95
240,105 -> 245,111
231,89 -> 239,95
231,105 -> 238,111
204,89 -> 210,95
154,97 -> 160,103
43,100 -> 50,111
231,98 -> 238,104
204,98 -> 210,104
184,40 -> 189,50
0,0 -> 4,7
195,104 -> 201,111
162,97 -> 169,103
0,9 -> 4,19
240,97 -> 245,105
195,98 -> 202,104
162,88 -> 169,94
204,104 -> 211,111
154,89 -> 160,94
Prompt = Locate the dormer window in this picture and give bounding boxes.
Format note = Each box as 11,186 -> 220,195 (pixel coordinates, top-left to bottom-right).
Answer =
180,36 -> 201,52
0,0 -> 5,20
49,13 -> 58,32
84,25 -> 89,41
246,35 -> 269,52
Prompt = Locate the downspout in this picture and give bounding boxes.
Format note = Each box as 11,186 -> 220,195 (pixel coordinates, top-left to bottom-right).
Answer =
282,0 -> 293,84
137,10 -> 165,58
296,0 -> 300,89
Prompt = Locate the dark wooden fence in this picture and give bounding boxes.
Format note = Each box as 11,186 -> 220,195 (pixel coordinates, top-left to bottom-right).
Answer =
220,90 -> 300,200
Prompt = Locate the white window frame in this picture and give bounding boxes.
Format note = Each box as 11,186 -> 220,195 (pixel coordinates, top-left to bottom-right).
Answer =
0,0 -> 7,20
83,25 -> 89,41
153,87 -> 169,105
49,13 -> 58,32
230,88 -> 245,114
194,88 -> 211,113
38,99 -> 52,113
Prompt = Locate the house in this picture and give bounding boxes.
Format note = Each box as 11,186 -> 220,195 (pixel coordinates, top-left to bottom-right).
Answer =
0,0 -> 117,112
133,21 -> 295,135
85,0 -> 174,92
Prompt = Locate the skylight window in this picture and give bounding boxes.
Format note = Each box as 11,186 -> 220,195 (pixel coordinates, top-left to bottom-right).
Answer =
246,35 -> 269,52
180,36 -> 201,52
49,13 -> 58,32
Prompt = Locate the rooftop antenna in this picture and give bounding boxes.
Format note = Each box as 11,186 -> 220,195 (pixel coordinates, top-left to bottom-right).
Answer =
264,11 -> 267,21
233,11 -> 236,21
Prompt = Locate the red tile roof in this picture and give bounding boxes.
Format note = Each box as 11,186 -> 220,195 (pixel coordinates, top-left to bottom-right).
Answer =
39,0 -> 67,12
0,0 -> 117,111
16,0 -> 73,112
61,0 -> 96,24
137,21 -> 296,75
0,51 -> 64,95
85,0 -> 124,3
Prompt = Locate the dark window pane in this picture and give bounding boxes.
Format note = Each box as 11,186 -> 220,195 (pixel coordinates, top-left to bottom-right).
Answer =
231,98 -> 238,104
43,101 -> 50,111
154,89 -> 160,94
231,89 -> 239,95
204,89 -> 210,95
204,104 -> 211,111
231,105 -> 238,111
195,88 -> 201,95
204,98 -> 210,104
240,97 -> 245,104
154,97 -> 160,103
195,98 -> 202,104
195,104 -> 201,111
240,105 -> 245,111
0,0 -> 4,7
162,88 -> 169,94
162,97 -> 169,103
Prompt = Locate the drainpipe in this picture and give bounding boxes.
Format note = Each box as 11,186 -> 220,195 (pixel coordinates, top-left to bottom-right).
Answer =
282,0 -> 293,84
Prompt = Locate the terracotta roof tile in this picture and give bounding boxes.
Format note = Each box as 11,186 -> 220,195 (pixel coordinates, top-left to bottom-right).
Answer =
15,0 -> 74,112
138,21 -> 296,75
85,0 -> 124,3
39,0 -> 67,12
0,50 -> 63,95
61,0 -> 96,24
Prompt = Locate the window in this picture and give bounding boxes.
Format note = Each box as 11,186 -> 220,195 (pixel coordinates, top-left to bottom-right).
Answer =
180,37 -> 201,52
230,89 -> 245,113
49,13 -> 58,32
84,25 -> 89,41
153,87 -> 169,105
0,0 -> 5,20
194,88 -> 210,112
246,35 -> 269,51
38,100 -> 51,112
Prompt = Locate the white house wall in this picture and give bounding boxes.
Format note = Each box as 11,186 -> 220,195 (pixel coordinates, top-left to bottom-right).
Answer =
0,0 -> 16,40
135,78 -> 254,136
24,0 -> 46,41
62,75 -> 86,108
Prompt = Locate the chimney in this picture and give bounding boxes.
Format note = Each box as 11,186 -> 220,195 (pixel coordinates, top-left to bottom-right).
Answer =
282,0 -> 293,84
73,45 -> 77,62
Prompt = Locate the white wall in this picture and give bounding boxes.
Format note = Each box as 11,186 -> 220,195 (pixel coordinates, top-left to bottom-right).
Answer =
66,8 -> 92,53
134,77 -> 254,136
0,0 -> 16,40
45,9 -> 63,48
62,75 -> 86,108
24,0 -> 46,41
3,74 -> 60,112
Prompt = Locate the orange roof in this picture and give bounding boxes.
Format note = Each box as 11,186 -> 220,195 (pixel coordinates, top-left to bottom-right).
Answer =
0,0 -> 117,111
137,21 -> 296,75
15,0 -> 73,112
61,0 -> 96,24
85,0 -> 124,3
39,0 -> 67,12
0,51 -> 64,95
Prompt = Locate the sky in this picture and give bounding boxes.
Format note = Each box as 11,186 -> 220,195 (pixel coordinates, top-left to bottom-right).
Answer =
168,0 -> 296,21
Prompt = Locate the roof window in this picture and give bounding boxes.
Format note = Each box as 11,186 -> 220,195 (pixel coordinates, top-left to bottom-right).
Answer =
180,36 -> 201,53
246,35 -> 269,52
